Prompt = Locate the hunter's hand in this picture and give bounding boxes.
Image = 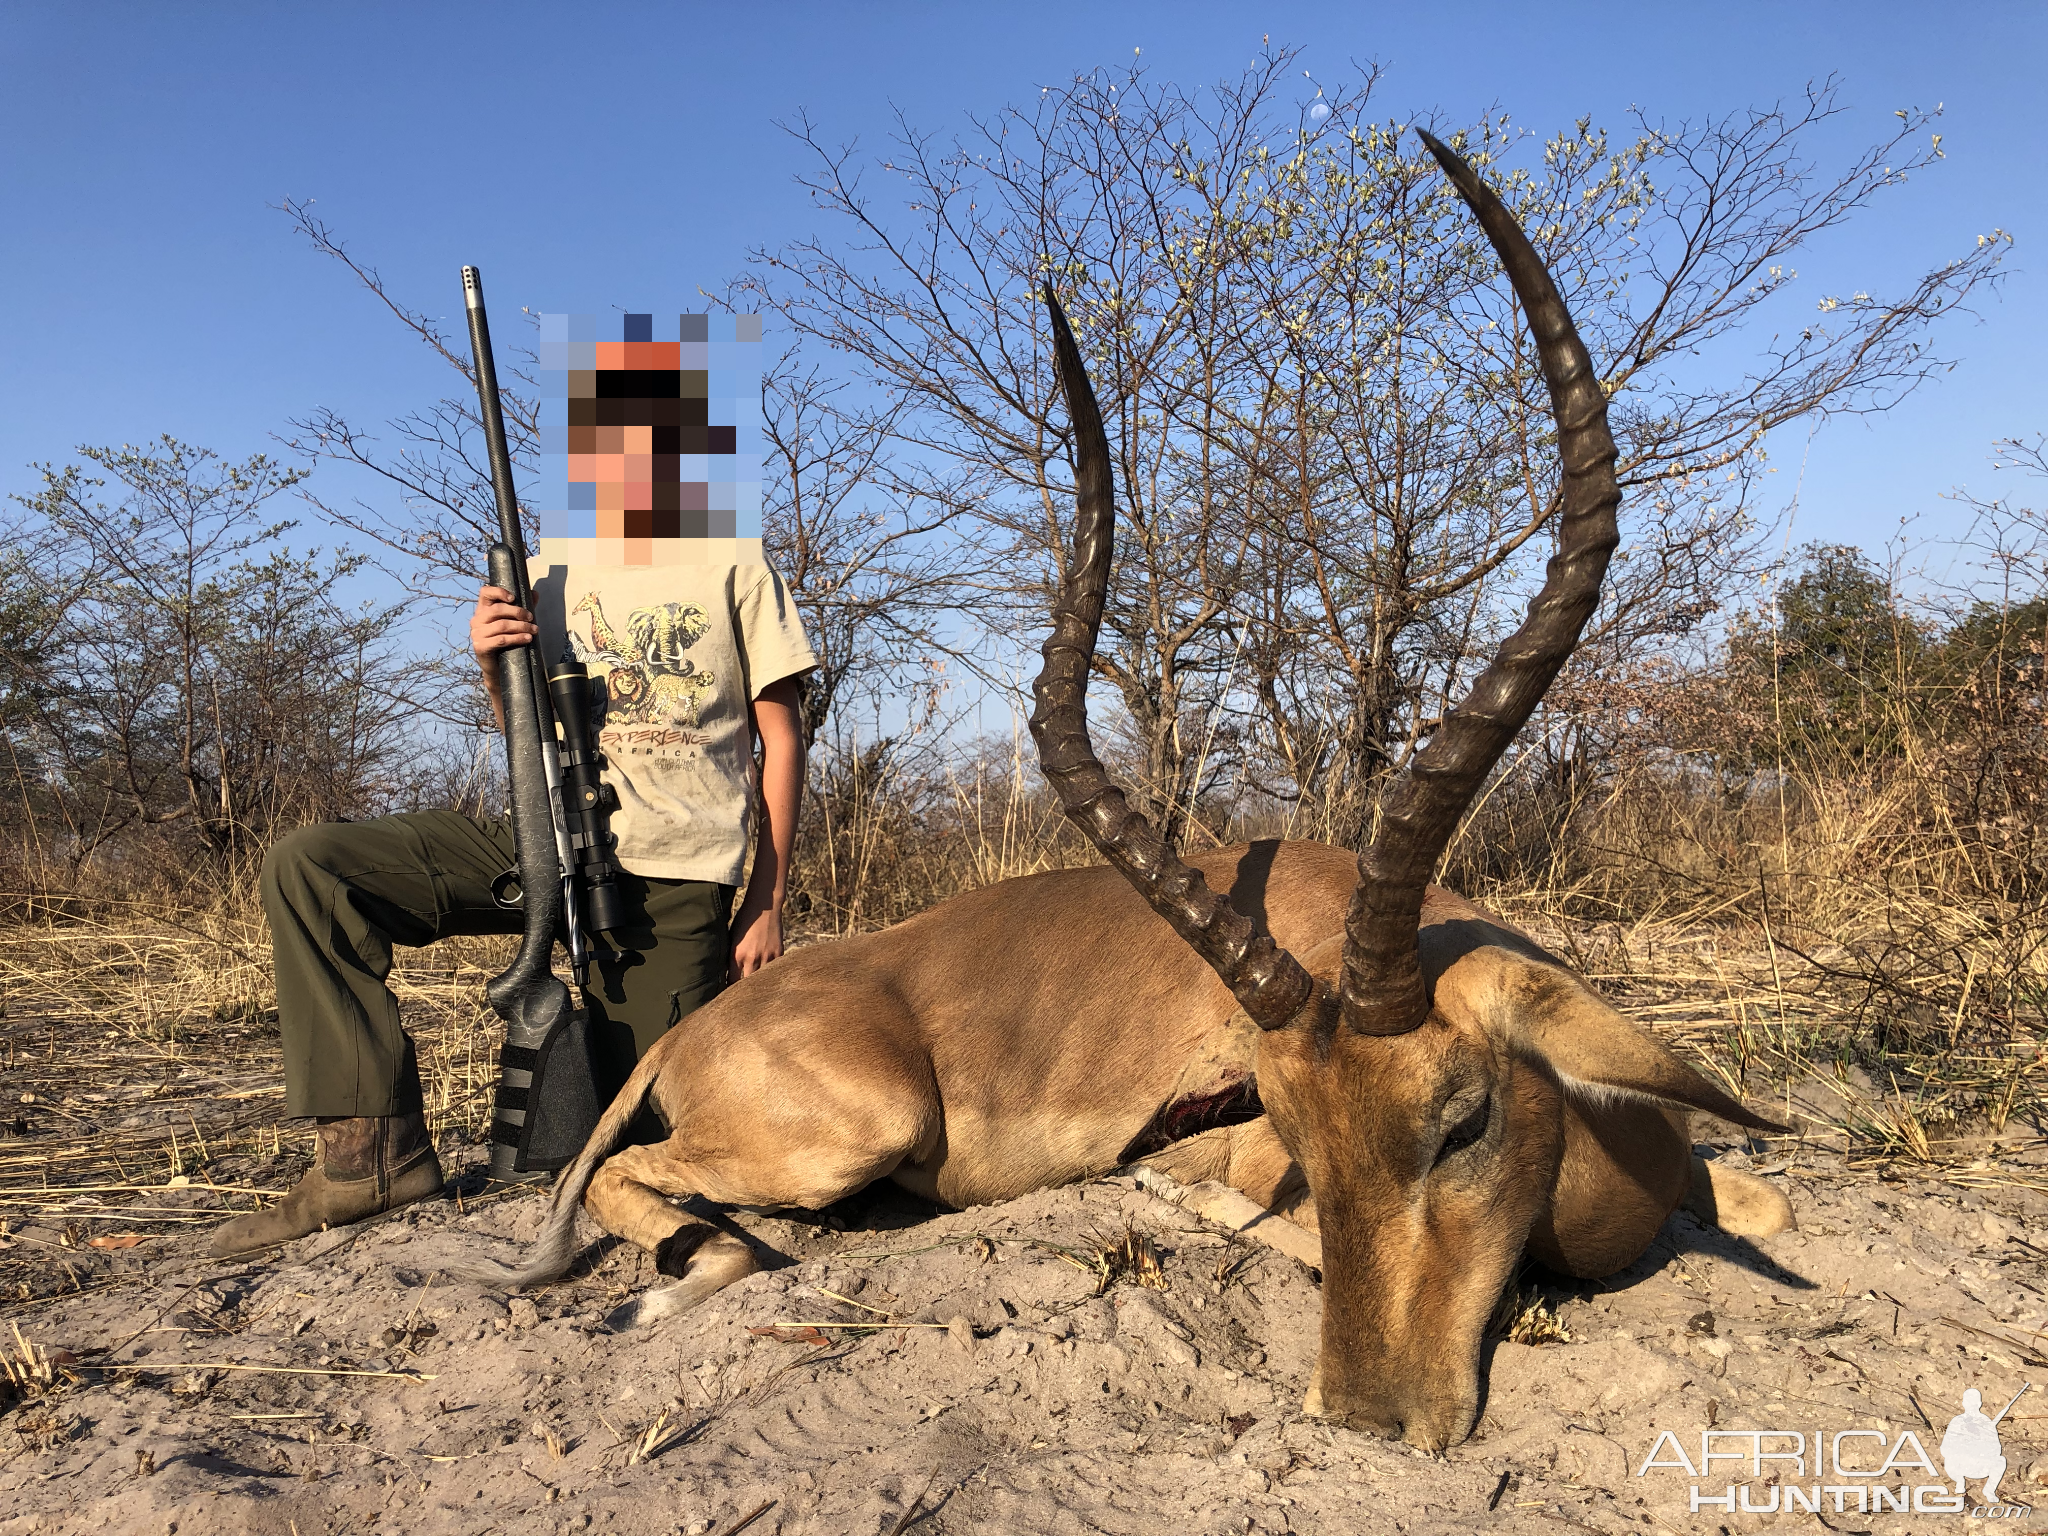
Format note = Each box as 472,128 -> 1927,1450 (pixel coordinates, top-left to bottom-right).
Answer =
471,584 -> 537,665
727,896 -> 785,983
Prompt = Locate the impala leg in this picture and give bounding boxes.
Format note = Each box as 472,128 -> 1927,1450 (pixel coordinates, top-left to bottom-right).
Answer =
586,1143 -> 759,1329
1684,1155 -> 1795,1237
1137,1126 -> 1233,1186
1143,1117 -> 1316,1229
1223,1116 -> 1312,1223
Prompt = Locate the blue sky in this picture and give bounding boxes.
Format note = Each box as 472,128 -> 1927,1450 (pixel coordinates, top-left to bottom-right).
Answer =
3,1 -> 2042,603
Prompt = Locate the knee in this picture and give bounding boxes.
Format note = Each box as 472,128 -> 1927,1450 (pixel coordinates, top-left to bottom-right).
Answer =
261,823 -> 353,904
585,1157 -> 645,1221
586,1160 -> 627,1206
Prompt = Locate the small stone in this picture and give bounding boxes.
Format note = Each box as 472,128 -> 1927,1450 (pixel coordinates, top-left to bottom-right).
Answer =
508,1297 -> 540,1329
946,1315 -> 976,1353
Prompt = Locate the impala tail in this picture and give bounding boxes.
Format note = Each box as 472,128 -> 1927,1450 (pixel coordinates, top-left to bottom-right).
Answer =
438,1048 -> 663,1290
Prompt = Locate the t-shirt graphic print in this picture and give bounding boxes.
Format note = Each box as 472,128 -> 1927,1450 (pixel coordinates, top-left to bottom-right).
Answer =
570,594 -> 718,731
531,562 -> 815,885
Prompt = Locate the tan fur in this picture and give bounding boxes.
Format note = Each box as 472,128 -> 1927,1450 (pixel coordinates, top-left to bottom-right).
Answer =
453,841 -> 1788,1452
1685,1155 -> 1797,1237
1144,1115 -> 1309,1220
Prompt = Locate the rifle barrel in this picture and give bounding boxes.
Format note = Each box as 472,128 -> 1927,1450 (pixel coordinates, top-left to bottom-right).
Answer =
460,267 -> 579,928
462,266 -> 531,598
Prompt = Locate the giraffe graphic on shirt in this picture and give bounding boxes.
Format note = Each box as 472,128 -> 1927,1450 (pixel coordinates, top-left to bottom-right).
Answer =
568,594 -> 717,730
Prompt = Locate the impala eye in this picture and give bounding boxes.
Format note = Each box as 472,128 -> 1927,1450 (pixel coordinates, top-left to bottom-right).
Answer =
1437,1095 -> 1491,1163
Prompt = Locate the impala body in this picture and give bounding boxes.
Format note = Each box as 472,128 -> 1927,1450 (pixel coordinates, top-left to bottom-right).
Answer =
447,132 -> 1793,1452
450,841 -> 1787,1449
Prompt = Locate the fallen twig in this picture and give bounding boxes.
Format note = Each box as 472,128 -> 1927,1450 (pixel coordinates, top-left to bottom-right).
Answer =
812,1285 -> 890,1316
884,1468 -> 942,1536
0,1183 -> 284,1198
1935,1315 -> 2048,1367
85,1359 -> 436,1382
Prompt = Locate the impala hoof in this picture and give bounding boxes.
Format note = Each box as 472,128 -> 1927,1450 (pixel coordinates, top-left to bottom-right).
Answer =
604,1295 -> 652,1331
604,1276 -> 728,1332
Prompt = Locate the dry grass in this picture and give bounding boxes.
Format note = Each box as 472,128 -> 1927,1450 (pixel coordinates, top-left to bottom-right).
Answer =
1438,742 -> 2048,1190
1089,1224 -> 1170,1296
0,689 -> 2040,1316
794,733 -> 1100,937
0,898 -> 512,1315
1493,900 -> 2048,1191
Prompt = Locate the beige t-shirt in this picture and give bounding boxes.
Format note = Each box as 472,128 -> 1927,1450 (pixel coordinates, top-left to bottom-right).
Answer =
530,562 -> 816,884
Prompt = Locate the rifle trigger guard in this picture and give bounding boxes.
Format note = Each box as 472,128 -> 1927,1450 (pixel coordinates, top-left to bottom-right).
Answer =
491,867 -> 524,909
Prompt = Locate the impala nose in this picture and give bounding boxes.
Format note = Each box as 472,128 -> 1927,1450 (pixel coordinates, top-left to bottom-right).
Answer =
1304,1368 -> 1412,1444
1306,1367 -> 1469,1451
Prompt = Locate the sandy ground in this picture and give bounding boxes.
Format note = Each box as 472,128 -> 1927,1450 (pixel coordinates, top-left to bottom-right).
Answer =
0,1122 -> 2043,1536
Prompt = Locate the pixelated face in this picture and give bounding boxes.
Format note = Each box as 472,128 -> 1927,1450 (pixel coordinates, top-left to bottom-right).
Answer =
538,311 -> 763,567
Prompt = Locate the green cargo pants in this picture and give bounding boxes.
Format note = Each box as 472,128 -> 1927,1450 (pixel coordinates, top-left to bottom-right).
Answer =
260,809 -> 733,1119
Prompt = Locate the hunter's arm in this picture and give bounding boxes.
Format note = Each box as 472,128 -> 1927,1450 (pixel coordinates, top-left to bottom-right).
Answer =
729,676 -> 805,980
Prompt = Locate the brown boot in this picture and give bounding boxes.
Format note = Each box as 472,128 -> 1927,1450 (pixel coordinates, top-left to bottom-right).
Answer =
210,1109 -> 444,1258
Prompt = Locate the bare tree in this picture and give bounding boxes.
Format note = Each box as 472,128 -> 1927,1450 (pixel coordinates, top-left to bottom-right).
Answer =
276,201 -> 538,610
742,56 -> 1316,832
2,438 -> 410,876
745,53 -> 2009,844
754,345 -> 994,747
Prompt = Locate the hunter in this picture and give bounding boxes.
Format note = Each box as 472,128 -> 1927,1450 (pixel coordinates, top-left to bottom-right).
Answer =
209,560 -> 813,1255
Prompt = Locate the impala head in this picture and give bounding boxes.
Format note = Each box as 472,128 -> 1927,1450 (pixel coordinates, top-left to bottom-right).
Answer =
1030,130 -> 1782,1452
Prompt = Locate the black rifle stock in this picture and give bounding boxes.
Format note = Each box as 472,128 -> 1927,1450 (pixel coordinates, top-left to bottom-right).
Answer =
462,265 -> 606,1179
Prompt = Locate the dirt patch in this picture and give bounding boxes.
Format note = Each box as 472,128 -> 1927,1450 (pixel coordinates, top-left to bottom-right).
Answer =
0,918 -> 2042,1531
0,1132 -> 2042,1535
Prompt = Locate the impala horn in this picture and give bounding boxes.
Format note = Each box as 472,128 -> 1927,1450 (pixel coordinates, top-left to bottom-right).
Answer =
1029,285 -> 1315,1031
1337,129 -> 1622,1035
1030,129 -> 1621,1041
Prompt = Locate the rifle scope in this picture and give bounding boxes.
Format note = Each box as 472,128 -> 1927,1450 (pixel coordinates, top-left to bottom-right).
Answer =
547,659 -> 628,935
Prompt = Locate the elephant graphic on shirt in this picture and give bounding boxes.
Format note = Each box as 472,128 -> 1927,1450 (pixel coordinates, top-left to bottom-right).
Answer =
571,595 -> 718,729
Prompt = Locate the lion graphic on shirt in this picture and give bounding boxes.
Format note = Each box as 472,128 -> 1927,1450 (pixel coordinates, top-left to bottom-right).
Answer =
570,595 -> 717,729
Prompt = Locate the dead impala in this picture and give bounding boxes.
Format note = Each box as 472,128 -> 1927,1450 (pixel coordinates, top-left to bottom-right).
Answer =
446,130 -> 1793,1452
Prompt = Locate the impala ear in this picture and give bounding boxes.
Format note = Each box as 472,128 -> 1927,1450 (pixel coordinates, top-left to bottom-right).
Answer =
1457,949 -> 1788,1134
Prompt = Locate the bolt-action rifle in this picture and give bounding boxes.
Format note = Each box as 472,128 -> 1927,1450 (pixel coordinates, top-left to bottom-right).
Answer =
461,265 -> 627,1179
